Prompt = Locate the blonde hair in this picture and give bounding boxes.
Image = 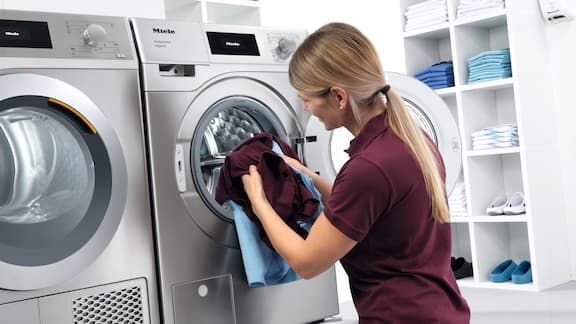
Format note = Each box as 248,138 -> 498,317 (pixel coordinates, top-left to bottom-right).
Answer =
289,22 -> 450,223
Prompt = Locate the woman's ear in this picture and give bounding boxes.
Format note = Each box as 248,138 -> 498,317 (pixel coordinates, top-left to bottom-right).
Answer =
330,86 -> 348,109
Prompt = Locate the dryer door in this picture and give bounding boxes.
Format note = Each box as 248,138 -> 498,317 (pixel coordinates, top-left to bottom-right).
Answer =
303,72 -> 462,194
0,74 -> 127,290
177,76 -> 301,248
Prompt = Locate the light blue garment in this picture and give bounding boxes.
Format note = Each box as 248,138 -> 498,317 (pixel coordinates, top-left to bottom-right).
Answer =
230,141 -> 323,287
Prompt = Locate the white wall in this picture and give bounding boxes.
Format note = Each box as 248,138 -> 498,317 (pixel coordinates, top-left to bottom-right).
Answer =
260,0 -> 406,74
0,0 -> 165,18
543,4 -> 576,278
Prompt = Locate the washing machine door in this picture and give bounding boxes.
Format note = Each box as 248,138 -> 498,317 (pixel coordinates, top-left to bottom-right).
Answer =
176,76 -> 301,248
0,73 -> 127,290
303,72 -> 462,195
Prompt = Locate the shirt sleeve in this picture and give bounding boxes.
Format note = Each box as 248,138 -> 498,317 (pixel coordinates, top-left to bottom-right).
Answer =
324,157 -> 396,242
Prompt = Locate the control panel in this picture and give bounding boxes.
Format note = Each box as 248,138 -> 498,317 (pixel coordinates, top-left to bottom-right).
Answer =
0,10 -> 133,60
268,33 -> 300,63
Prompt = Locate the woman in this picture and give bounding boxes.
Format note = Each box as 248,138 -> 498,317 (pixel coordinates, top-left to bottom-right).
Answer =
241,22 -> 470,323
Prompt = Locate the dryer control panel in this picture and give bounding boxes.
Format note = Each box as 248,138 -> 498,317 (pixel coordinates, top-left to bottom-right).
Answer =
0,10 -> 134,60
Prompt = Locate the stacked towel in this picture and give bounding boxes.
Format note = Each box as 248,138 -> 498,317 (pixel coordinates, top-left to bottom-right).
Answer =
472,123 -> 518,150
404,0 -> 448,31
467,48 -> 512,84
457,0 -> 505,19
449,182 -> 468,217
414,61 -> 454,90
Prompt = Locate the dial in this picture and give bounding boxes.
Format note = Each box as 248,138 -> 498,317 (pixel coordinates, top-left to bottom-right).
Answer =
82,24 -> 107,47
276,37 -> 297,59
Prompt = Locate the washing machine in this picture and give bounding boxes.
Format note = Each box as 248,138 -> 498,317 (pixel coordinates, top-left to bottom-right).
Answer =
131,19 -> 461,324
0,10 -> 160,324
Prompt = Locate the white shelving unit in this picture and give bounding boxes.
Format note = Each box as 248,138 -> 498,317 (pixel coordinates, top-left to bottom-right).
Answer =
165,0 -> 261,25
400,0 -> 571,291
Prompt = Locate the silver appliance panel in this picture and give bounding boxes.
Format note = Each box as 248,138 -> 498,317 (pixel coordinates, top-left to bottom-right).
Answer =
132,18 -> 338,324
0,10 -> 160,324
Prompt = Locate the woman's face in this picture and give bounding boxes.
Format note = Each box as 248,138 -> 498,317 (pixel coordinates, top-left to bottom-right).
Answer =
298,92 -> 341,130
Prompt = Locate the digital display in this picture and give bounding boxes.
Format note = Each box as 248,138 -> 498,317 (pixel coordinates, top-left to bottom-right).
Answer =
206,31 -> 259,56
0,20 -> 52,48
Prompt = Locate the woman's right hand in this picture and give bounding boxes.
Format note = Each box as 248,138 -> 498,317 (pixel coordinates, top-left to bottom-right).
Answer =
281,155 -> 309,174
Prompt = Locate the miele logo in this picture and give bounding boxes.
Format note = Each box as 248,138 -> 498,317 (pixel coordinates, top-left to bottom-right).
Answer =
152,28 -> 175,34
4,31 -> 20,37
225,41 -> 241,47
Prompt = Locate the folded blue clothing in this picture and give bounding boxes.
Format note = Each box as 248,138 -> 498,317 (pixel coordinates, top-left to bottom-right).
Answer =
417,75 -> 454,83
469,63 -> 511,71
416,70 -> 453,77
468,74 -> 511,83
469,56 -> 510,64
414,61 -> 453,77
468,49 -> 510,62
231,141 -> 323,287
426,82 -> 454,90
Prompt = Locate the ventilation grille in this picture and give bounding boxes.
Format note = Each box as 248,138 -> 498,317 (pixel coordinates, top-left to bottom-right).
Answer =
73,286 -> 144,324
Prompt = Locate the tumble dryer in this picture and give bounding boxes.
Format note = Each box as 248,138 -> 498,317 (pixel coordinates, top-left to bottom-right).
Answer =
132,19 -> 461,324
0,10 -> 160,324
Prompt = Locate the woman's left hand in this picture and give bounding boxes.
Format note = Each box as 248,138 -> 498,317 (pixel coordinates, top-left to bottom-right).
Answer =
241,165 -> 267,206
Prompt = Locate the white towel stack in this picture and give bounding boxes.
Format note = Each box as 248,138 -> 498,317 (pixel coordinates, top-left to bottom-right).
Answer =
457,0 -> 505,19
404,0 -> 448,32
471,124 -> 519,150
449,182 -> 468,217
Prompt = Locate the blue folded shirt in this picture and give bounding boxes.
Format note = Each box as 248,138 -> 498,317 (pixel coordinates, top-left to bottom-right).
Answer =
230,141 -> 322,287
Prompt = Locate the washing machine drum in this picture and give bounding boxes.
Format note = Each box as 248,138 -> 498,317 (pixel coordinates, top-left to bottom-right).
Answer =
0,107 -> 94,225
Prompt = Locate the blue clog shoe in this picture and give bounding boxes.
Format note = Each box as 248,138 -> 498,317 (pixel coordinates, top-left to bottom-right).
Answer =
511,260 -> 532,284
490,259 -> 517,282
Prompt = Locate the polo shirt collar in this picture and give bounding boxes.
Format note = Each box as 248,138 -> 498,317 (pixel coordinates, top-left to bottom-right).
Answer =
345,113 -> 388,157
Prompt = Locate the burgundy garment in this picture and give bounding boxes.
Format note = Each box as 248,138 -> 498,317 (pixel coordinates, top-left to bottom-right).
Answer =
215,132 -> 319,247
324,114 -> 470,324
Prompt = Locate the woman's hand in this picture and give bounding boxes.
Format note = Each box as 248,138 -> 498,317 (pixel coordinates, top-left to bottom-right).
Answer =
241,165 -> 267,208
281,155 -> 309,174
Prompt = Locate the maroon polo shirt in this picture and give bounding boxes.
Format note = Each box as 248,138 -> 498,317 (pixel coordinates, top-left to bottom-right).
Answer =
324,114 -> 470,323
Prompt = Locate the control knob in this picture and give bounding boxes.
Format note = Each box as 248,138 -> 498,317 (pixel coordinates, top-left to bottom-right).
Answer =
276,37 -> 297,59
82,24 -> 107,47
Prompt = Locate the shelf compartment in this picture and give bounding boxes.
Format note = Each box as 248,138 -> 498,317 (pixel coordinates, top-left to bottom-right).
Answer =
473,222 -> 532,288
466,153 -> 524,217
453,18 -> 509,86
403,36 -> 452,76
460,86 -> 517,152
452,223 -> 474,279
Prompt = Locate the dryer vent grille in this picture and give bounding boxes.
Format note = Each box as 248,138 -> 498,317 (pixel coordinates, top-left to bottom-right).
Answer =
72,285 -> 144,324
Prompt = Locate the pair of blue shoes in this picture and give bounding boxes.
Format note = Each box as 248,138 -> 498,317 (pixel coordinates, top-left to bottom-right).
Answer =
490,259 -> 532,284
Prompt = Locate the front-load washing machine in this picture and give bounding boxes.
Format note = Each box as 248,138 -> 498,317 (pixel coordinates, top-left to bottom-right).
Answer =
131,19 -> 461,324
132,19 -> 338,324
0,10 -> 160,324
